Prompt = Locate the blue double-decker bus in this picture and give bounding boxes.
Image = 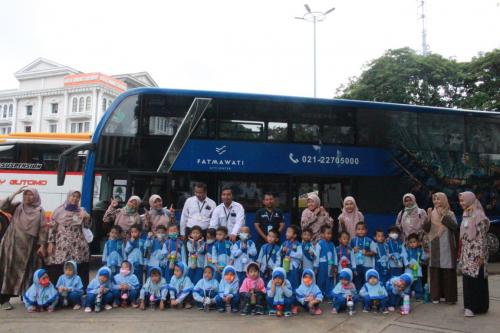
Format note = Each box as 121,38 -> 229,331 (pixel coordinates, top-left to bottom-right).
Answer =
57,88 -> 500,258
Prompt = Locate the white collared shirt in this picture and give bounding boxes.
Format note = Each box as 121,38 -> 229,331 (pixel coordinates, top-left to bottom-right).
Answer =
180,196 -> 216,236
209,201 -> 245,236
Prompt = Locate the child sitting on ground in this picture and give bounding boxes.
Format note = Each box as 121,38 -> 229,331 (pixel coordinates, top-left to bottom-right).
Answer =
193,265 -> 219,311
331,268 -> 358,314
239,262 -> 266,315
112,260 -> 140,308
167,262 -> 194,309
24,269 -> 59,313
215,265 -> 240,313
139,266 -> 167,310
359,269 -> 388,314
266,267 -> 294,317
386,273 -> 413,312
56,260 -> 83,310
84,266 -> 114,313
295,269 -> 323,315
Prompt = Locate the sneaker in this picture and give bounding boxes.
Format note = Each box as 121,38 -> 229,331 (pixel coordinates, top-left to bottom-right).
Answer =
73,304 -> 81,310
291,305 -> 299,315
382,308 -> 389,314
84,307 -> 92,313
104,304 -> 113,310
284,311 -> 291,317
240,311 -> 248,316
388,306 -> 395,312
432,300 -> 439,304
217,307 -> 225,313
184,302 -> 192,309
255,306 -> 264,315
1,302 -> 13,310
112,303 -> 119,308
47,307 -> 55,313
27,306 -> 36,313
231,308 -> 239,313
331,308 -> 338,314
363,308 -> 369,313
268,309 -> 277,316
464,309 -> 475,317
313,308 -> 322,315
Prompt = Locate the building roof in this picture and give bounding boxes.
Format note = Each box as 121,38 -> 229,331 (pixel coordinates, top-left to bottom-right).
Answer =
15,58 -> 81,80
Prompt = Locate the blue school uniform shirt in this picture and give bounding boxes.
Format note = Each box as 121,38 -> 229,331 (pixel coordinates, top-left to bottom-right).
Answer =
87,267 -> 113,295
125,238 -> 145,267
56,261 -> 83,293
404,247 -> 426,278
212,240 -> 232,269
144,237 -> 165,268
279,240 -> 303,270
350,236 -> 374,268
113,270 -> 140,291
217,266 -> 239,298
371,241 -> 390,272
193,272 -> 219,302
205,241 -> 215,266
318,239 -> 337,272
301,241 -> 320,270
141,267 -> 167,299
337,244 -> 357,270
24,269 -> 58,307
266,268 -> 293,304
386,238 -> 406,268
257,243 -> 281,274
168,262 -> 194,302
160,238 -> 186,268
359,269 -> 387,299
331,281 -> 358,300
102,238 -> 124,267
385,275 -> 412,296
186,239 -> 206,268
230,240 -> 257,272
295,269 -> 323,305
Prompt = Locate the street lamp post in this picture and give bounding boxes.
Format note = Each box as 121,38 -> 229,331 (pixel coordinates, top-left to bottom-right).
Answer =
296,4 -> 335,98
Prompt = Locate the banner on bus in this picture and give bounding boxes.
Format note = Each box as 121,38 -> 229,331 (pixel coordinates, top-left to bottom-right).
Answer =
171,139 -> 394,176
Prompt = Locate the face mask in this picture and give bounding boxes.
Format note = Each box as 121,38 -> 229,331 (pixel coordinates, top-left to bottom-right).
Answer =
206,239 -> 215,244
120,268 -> 130,276
303,276 -> 312,286
39,277 -> 50,288
157,233 -> 165,240
389,233 -> 399,240
239,233 -> 248,241
168,233 -> 178,239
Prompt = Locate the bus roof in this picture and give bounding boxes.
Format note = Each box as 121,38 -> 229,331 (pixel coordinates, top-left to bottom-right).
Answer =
0,132 -> 91,145
114,87 -> 499,117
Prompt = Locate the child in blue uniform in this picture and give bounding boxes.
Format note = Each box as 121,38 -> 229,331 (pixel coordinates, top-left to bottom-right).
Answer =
84,266 -> 114,313
351,222 -> 375,290
371,228 -> 390,284
24,269 -> 58,313
331,268 -> 358,314
56,260 -> 83,310
301,228 -> 319,272
296,269 -> 323,315
161,224 -> 186,281
279,225 -> 302,291
112,260 -> 140,307
204,228 -> 216,266
186,226 -> 206,285
144,224 -> 166,277
257,229 -> 281,284
404,233 -> 426,300
386,273 -> 413,312
231,226 -> 257,284
212,226 -> 232,281
337,231 -> 356,271
386,226 -> 406,278
193,265 -> 219,310
359,269 -> 388,313
139,266 -> 167,310
266,267 -> 294,317
215,265 -> 240,313
125,224 -> 145,285
102,225 -> 124,275
167,262 -> 194,309
317,225 -> 337,299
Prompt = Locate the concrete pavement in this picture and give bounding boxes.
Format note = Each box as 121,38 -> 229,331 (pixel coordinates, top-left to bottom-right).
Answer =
1,274 -> 498,333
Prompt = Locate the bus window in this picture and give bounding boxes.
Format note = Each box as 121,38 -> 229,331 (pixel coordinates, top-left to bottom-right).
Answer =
267,122 -> 288,141
148,116 -> 182,136
418,113 -> 465,152
322,125 -> 354,144
219,120 -> 265,140
103,95 -> 139,137
466,117 -> 500,154
220,180 -> 288,211
292,123 -> 319,143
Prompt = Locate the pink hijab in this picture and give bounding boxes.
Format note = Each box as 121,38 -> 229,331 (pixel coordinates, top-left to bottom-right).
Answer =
147,194 -> 169,231
339,196 -> 364,238
12,187 -> 43,237
301,194 -> 321,220
399,193 -> 426,237
114,196 -> 141,232
459,191 -> 490,240
51,190 -> 83,228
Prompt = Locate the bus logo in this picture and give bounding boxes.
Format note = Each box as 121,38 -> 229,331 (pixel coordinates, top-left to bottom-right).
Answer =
215,145 -> 227,155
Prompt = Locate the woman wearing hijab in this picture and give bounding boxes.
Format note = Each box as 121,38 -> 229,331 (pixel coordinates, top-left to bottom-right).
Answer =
0,186 -> 46,310
301,194 -> 333,243
103,195 -> 142,234
396,193 -> 428,242
423,192 -> 458,304
143,194 -> 174,233
46,190 -> 91,287
459,191 -> 490,317
338,196 -> 364,239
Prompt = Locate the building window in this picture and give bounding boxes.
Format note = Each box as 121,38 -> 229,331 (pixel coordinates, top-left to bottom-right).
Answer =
26,105 -> 33,116
70,121 -> 91,133
102,98 -> 107,112
2,105 -> 6,118
108,99 -> 112,109
8,104 -> 13,117
49,124 -> 57,133
72,97 -> 78,112
25,126 -> 31,133
51,103 -> 58,114
85,96 -> 92,112
78,97 -> 84,112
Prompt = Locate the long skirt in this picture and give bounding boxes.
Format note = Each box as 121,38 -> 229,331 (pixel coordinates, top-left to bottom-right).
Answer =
429,267 -> 457,303
463,266 -> 489,314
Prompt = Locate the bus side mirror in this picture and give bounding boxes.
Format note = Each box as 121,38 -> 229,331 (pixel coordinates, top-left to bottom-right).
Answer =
57,142 -> 95,186
57,156 -> 68,186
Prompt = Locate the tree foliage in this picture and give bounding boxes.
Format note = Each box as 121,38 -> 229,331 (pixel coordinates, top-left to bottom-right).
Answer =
336,47 -> 499,111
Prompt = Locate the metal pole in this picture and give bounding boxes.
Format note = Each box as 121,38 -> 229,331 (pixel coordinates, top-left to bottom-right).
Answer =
313,16 -> 317,98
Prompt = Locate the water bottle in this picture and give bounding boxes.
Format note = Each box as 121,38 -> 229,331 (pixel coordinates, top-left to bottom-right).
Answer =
400,295 -> 410,315
283,256 -> 291,272
347,295 -> 354,316
149,294 -> 156,311
423,284 -> 430,303
356,251 -> 364,266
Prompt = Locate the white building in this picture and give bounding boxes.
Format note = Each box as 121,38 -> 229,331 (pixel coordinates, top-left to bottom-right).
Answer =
0,58 -> 157,134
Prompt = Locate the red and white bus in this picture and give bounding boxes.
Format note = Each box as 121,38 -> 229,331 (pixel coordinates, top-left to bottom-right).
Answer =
0,132 -> 92,216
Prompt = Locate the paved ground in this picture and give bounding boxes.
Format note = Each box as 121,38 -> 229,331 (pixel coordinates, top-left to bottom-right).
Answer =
1,270 -> 499,333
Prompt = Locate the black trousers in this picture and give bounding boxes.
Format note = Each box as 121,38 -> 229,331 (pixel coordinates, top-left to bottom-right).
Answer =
0,294 -> 12,304
463,266 -> 489,314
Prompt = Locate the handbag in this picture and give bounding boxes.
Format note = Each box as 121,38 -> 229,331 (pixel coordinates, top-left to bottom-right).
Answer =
83,227 -> 94,243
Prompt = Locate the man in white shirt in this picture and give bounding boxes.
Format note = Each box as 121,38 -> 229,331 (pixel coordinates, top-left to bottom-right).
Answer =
209,187 -> 245,242
180,183 -> 216,239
